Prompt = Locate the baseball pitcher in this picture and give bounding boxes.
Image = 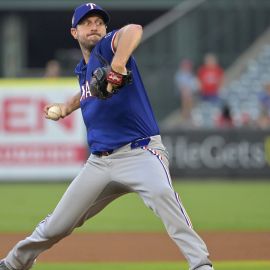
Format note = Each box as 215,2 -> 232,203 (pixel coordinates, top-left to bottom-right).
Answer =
0,3 -> 214,270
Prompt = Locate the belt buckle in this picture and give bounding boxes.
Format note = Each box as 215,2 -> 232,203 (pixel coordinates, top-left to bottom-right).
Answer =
131,137 -> 151,149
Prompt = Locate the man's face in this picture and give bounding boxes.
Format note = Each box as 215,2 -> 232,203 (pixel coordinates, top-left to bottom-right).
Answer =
71,14 -> 107,51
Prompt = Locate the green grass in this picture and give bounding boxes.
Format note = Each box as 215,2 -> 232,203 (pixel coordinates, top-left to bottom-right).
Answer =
175,181 -> 270,231
0,181 -> 270,232
31,261 -> 270,270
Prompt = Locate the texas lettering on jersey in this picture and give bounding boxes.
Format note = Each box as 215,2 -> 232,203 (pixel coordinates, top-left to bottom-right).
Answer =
80,80 -> 92,101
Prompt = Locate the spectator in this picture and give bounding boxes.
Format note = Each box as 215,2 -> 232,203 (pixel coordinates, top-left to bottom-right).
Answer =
256,108 -> 270,129
174,59 -> 198,124
257,82 -> 270,128
258,81 -> 270,114
197,53 -> 224,103
240,112 -> 252,127
215,103 -> 234,128
44,59 -> 61,78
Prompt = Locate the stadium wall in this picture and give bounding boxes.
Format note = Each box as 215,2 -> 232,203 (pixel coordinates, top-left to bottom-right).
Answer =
162,129 -> 270,178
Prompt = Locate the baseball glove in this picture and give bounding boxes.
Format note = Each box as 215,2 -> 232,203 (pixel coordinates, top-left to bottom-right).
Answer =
90,66 -> 132,99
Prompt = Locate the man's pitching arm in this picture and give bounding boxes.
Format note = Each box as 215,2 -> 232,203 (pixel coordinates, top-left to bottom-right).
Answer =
107,24 -> 143,92
44,91 -> 81,120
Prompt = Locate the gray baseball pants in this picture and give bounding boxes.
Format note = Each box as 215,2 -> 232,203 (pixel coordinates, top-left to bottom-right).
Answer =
3,135 -> 212,270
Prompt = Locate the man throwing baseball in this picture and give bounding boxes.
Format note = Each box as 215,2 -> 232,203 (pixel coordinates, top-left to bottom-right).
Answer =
0,3 -> 214,270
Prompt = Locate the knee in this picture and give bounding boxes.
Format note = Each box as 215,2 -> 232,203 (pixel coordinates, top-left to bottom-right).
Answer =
39,217 -> 71,240
42,226 -> 70,240
143,186 -> 175,217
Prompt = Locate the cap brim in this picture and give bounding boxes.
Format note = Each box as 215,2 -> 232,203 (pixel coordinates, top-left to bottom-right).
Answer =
77,9 -> 110,26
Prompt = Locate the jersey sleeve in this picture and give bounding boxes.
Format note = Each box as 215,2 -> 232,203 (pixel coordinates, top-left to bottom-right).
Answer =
99,30 -> 118,56
97,29 -> 133,69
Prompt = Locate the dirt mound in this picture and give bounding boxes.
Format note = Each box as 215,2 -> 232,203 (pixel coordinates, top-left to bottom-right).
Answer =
0,232 -> 269,262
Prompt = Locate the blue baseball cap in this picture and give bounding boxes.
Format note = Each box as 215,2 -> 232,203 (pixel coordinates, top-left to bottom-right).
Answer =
72,3 -> 110,28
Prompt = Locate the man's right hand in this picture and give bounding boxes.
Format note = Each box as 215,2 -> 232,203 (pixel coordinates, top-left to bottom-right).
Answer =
44,103 -> 70,120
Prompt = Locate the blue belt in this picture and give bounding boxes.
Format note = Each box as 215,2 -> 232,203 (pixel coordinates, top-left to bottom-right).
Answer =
130,137 -> 151,149
93,137 -> 151,157
93,150 -> 113,157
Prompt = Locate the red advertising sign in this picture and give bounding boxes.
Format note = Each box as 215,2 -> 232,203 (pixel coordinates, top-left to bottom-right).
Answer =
0,79 -> 87,181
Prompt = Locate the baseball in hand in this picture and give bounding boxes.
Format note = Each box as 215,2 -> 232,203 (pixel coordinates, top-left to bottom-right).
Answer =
47,105 -> 62,120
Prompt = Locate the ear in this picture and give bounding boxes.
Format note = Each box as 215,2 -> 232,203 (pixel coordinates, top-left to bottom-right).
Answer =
70,28 -> 78,40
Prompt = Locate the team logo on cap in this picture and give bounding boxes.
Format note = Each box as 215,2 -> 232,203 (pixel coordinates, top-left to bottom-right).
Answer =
86,3 -> 97,9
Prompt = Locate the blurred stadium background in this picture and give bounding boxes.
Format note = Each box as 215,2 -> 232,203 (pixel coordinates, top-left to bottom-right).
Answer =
0,1 -> 270,269
1,0 -> 270,179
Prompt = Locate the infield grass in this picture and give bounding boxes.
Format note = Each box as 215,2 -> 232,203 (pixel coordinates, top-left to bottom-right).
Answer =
32,261 -> 270,270
0,180 -> 270,232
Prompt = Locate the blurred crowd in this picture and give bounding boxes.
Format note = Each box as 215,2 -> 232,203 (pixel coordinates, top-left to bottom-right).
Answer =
43,51 -> 270,131
174,52 -> 270,129
43,59 -> 62,78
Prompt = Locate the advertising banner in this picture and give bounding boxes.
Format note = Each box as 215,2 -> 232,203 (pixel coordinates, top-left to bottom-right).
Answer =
0,79 -> 87,181
162,129 -> 270,178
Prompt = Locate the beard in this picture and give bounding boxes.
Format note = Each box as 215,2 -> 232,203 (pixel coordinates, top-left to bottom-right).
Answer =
80,40 -> 96,52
